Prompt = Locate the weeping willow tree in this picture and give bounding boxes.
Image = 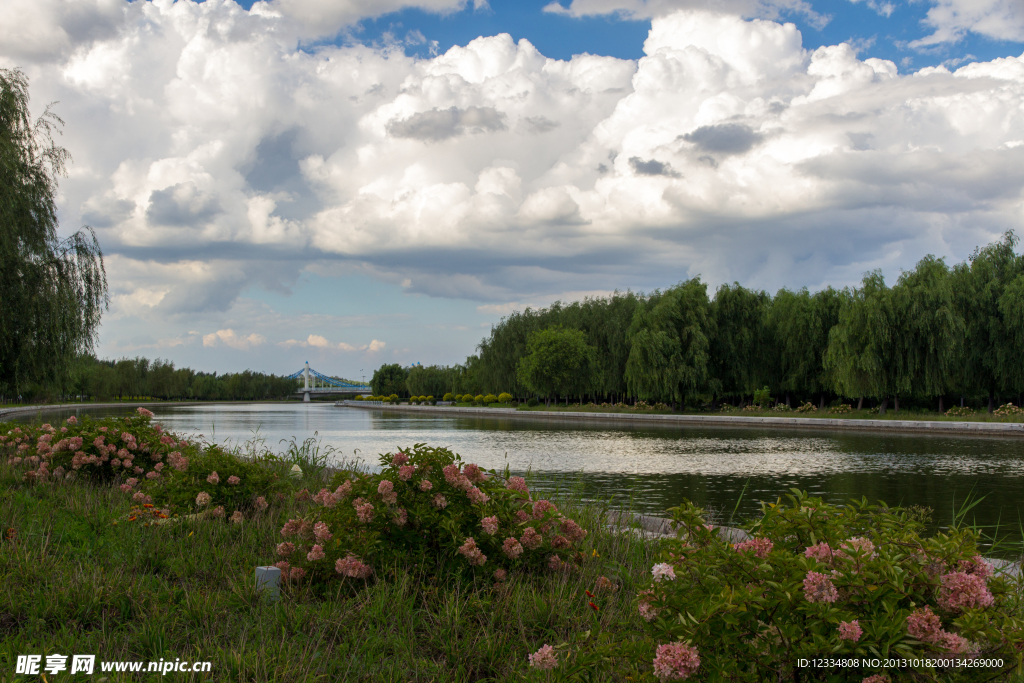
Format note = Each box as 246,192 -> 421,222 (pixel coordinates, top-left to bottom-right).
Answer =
0,68 -> 108,399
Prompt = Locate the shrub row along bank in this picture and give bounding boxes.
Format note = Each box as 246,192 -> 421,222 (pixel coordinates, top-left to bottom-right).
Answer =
4,415 -> 1023,681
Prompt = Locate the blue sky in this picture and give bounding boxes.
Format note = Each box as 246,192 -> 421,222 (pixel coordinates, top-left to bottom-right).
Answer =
4,0 -> 1024,378
289,0 -> 1024,70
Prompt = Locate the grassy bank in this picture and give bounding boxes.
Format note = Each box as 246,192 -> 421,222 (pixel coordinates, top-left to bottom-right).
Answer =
0,438 -> 657,682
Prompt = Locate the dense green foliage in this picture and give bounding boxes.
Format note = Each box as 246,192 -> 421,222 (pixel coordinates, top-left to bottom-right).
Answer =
397,232 -> 1024,412
633,492 -> 1024,681
0,68 -> 108,401
41,355 -> 299,402
517,327 -> 595,405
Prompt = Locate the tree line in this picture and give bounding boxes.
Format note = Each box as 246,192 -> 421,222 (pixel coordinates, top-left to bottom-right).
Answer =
374,232 -> 1024,414
1,355 -> 300,404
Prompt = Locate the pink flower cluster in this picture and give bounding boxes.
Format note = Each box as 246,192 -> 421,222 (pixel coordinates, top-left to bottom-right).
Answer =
528,644 -> 557,670
481,516 -> 499,535
463,463 -> 486,483
652,563 -> 676,582
419,479 -> 433,492
906,606 -> 978,654
377,480 -> 398,505
652,642 -> 700,681
458,537 -> 487,566
312,488 -> 340,507
559,518 -> 587,543
398,465 -> 415,481
355,499 -> 375,523
336,554 -> 373,579
136,407 -> 155,418
195,492 -> 211,507
958,555 -> 994,579
227,475 -> 240,485
802,571 -> 838,603
207,471 -> 220,485
432,494 -> 448,509
390,452 -> 409,467
280,518 -> 312,538
443,463 -> 471,490
502,537 -> 523,559
313,521 -> 332,542
393,507 -> 408,526
467,487 -> 489,505
505,476 -> 529,493
255,496 -> 269,511
307,545 -> 326,561
735,537 -> 773,558
938,571 -> 994,612
165,451 -> 188,471
519,527 -> 542,550
277,542 -> 295,557
532,500 -> 557,519
804,542 -> 834,563
230,511 -> 243,524
839,537 -> 877,560
838,620 -> 862,641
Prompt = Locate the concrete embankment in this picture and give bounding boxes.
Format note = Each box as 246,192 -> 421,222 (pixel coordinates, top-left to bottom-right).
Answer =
337,401 -> 1024,437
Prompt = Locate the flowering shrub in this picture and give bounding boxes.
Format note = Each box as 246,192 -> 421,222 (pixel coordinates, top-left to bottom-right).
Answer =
636,492 -> 1024,681
993,403 -> 1023,418
945,406 -> 975,417
143,441 -> 288,520
796,401 -> 818,413
829,403 -> 853,414
2,408 -> 188,485
274,444 -> 588,584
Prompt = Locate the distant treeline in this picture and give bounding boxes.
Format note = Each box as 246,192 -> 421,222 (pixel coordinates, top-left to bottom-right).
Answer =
1,356 -> 300,403
373,232 -> 1024,413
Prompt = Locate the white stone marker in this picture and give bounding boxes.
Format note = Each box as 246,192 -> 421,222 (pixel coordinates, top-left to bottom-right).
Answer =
255,566 -> 281,601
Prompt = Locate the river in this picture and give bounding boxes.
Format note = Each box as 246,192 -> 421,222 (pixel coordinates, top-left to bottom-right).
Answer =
14,401 -> 1024,551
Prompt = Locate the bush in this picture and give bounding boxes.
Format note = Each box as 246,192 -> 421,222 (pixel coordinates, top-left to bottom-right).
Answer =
796,401 -> 818,413
637,492 -> 1024,681
443,393 -> 454,402
752,385 -> 771,408
390,394 -> 399,403
425,395 -> 434,403
829,403 -> 853,414
275,444 -> 588,585
946,406 -> 975,417
354,395 -> 365,401
497,392 -> 513,404
772,403 -> 792,412
474,394 -> 485,404
483,394 -> 498,404
527,397 -> 539,407
993,403 -> 1022,418
3,409 -> 183,486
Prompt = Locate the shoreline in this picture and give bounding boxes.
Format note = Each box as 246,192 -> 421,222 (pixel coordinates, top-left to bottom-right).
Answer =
0,400 -> 254,421
337,401 -> 1024,437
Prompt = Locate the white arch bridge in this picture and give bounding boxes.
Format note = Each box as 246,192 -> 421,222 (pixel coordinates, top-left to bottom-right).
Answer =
286,362 -> 372,402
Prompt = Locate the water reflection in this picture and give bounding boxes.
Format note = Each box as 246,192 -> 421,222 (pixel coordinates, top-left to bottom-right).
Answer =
17,403 -> 1024,546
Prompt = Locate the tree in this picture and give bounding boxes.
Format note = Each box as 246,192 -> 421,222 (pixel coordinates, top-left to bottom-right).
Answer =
896,255 -> 964,411
769,287 -> 848,408
0,68 -> 108,399
824,272 -> 911,414
709,283 -> 770,405
951,231 -> 1023,411
624,279 -> 713,406
516,327 -> 595,406
371,363 -> 409,397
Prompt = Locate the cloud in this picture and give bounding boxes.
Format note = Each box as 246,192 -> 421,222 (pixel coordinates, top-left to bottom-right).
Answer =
386,106 -> 508,141
847,0 -> 894,19
680,123 -> 763,154
279,335 -> 387,352
202,329 -> 267,350
6,1 -> 1024,361
629,157 -> 682,177
911,0 -> 1024,47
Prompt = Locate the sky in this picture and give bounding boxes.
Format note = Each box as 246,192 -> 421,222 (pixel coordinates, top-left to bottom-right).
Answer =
3,0 -> 1024,379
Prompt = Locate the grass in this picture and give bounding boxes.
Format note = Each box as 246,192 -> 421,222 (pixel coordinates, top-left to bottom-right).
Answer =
0,449 -> 659,682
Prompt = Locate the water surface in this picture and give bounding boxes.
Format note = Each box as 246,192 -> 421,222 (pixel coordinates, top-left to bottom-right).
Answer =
20,402 -> 1024,548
